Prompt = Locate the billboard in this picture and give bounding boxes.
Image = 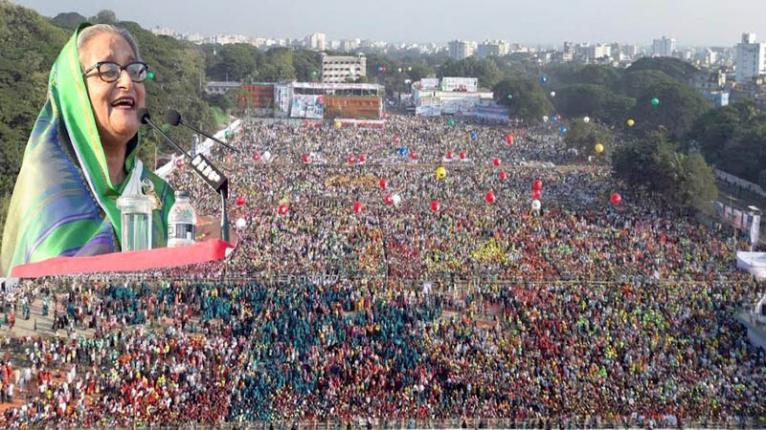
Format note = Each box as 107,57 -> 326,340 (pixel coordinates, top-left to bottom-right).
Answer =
290,95 -> 324,119
441,77 -> 478,92
273,84 -> 292,118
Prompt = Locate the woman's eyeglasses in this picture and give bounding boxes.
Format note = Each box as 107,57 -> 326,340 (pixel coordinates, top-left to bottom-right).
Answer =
82,61 -> 149,83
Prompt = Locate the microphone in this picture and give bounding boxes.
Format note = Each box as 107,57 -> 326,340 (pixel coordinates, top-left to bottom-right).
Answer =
165,109 -> 240,153
138,108 -> 230,242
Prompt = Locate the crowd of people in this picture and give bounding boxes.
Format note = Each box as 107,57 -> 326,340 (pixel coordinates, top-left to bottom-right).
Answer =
0,115 -> 765,428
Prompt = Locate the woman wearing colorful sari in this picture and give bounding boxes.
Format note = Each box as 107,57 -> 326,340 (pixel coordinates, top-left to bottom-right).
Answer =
1,24 -> 175,276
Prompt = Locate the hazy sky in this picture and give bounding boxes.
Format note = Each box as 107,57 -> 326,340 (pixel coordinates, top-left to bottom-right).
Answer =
11,0 -> 766,46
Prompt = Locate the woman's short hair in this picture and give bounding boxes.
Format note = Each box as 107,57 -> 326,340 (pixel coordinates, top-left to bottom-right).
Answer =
77,24 -> 142,62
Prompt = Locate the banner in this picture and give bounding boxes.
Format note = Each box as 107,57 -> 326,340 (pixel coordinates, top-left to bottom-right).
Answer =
290,95 -> 324,119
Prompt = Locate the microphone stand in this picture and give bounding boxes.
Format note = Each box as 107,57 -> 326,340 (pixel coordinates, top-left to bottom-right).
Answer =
142,112 -> 231,243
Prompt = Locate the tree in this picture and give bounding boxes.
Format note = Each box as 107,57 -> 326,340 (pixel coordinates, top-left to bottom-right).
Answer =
493,76 -> 553,123
627,57 -> 700,83
438,57 -> 503,88
626,78 -> 712,139
564,120 -> 614,161
50,12 -> 87,29
91,9 -> 117,24
205,44 -> 258,82
553,84 -> 635,124
677,153 -> 718,211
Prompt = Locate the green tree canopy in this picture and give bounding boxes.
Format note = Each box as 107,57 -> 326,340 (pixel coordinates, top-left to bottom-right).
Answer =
493,76 -> 553,123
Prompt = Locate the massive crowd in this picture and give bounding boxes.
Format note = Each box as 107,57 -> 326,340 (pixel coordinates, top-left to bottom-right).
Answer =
0,115 -> 765,428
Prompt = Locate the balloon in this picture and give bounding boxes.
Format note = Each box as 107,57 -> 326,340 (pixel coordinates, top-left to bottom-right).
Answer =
583,116 -> 590,123
531,199 -> 541,211
459,151 -> 466,160
263,151 -> 271,161
430,200 -> 440,212
447,119 -> 455,126
334,120 -> 342,129
146,71 -> 155,81
498,170 -> 508,181
651,97 -> 660,108
626,118 -> 635,127
435,166 -> 447,180
550,91 -> 556,97
594,143 -> 605,154
379,178 -> 388,189
559,126 -> 568,134
507,94 -> 513,100
347,154 -> 356,164
235,217 -> 246,229
485,191 -> 496,204
353,201 -> 363,213
398,146 -> 409,156
492,158 -> 501,167
175,158 -> 184,168
532,179 -> 543,191
447,151 -> 454,159
301,153 -> 311,164
542,115 -> 549,123
504,134 -> 514,145
610,192 -> 622,205
470,131 -> 478,141
539,74 -> 548,84
253,152 -> 262,162
532,189 -> 542,200
235,196 -> 246,207
384,194 -> 394,206
409,151 -> 418,160
277,203 -> 289,215
392,193 -> 402,207
358,154 -> 366,164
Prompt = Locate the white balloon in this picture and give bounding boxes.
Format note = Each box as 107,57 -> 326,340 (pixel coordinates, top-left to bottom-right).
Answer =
550,91 -> 556,97
531,199 -> 541,211
392,193 -> 402,207
583,116 -> 590,123
235,217 -> 247,229
263,151 -> 272,161
542,115 -> 549,123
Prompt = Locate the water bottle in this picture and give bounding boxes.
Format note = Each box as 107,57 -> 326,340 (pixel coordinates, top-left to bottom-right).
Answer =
116,195 -> 154,251
167,191 -> 197,247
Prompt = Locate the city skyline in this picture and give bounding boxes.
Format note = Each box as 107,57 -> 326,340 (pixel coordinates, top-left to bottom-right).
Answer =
10,0 -> 766,47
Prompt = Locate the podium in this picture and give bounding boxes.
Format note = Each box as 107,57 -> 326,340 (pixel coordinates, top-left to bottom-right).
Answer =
10,240 -> 233,278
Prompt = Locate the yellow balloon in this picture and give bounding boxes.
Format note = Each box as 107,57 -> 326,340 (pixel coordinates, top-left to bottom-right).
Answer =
594,143 -> 604,154
435,166 -> 447,180
626,118 -> 635,127
334,120 -> 342,129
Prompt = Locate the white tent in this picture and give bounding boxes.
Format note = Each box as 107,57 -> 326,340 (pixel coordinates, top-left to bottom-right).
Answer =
737,251 -> 766,280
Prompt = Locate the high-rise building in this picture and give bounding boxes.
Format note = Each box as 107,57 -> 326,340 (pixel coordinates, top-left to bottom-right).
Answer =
736,33 -> 766,83
306,33 -> 327,51
321,53 -> 366,83
652,36 -> 676,57
448,40 -> 476,60
477,40 -> 510,58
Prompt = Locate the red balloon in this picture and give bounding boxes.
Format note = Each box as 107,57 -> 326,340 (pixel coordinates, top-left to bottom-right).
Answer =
379,178 -> 388,189
532,189 -> 542,200
302,153 -> 311,164
532,179 -> 543,191
235,196 -> 246,207
430,200 -> 440,212
505,134 -> 514,145
253,152 -> 261,162
277,204 -> 289,215
459,151 -> 466,160
498,170 -> 508,181
492,158 -> 501,167
384,194 -> 394,206
447,151 -> 454,159
353,201 -> 363,213
358,154 -> 366,164
347,154 -> 356,164
485,191 -> 496,204
409,151 -> 418,160
610,192 -> 622,205
175,158 -> 184,168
